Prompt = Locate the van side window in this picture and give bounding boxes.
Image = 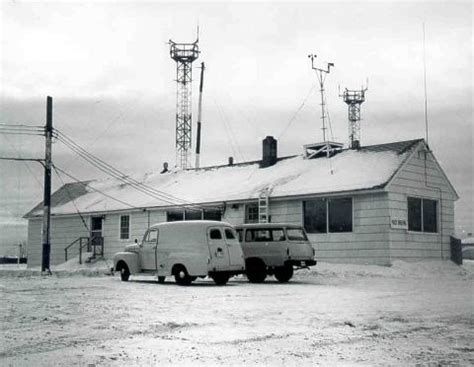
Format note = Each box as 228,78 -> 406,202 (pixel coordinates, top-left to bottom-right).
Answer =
145,229 -> 158,244
225,228 -> 236,240
209,229 -> 222,240
245,229 -> 254,242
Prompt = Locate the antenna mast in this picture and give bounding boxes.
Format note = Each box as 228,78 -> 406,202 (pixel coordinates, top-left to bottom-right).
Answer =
195,62 -> 205,169
169,35 -> 200,169
340,83 -> 368,149
308,54 -> 334,157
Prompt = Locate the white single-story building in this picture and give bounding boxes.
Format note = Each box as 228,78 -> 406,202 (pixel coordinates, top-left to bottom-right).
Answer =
24,137 -> 458,266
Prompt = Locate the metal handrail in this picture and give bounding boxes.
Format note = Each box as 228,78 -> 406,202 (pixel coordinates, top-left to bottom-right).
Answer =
64,236 -> 99,264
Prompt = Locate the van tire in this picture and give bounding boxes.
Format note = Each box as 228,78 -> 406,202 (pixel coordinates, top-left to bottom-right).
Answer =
117,262 -> 130,282
246,259 -> 267,283
274,265 -> 294,282
173,265 -> 193,286
157,276 -> 165,284
212,273 -> 230,285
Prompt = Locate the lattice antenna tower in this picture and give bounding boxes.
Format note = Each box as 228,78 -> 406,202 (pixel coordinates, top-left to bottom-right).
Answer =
169,34 -> 200,169
308,54 -> 334,157
340,82 -> 368,149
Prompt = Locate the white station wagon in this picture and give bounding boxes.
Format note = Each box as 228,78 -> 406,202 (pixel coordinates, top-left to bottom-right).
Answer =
113,221 -> 245,285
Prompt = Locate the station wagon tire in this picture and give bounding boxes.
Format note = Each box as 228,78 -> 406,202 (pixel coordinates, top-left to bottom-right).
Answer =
274,265 -> 294,283
245,259 -> 267,283
212,273 -> 230,285
118,264 -> 130,282
173,266 -> 193,286
157,276 -> 165,284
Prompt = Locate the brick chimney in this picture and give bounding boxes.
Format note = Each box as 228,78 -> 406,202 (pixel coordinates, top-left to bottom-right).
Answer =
261,136 -> 277,168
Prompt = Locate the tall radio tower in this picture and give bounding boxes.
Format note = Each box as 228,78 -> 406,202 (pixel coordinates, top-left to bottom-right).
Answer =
169,35 -> 200,169
340,85 -> 368,149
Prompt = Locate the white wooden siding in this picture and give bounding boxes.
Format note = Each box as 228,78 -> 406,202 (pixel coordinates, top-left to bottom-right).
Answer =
387,147 -> 456,261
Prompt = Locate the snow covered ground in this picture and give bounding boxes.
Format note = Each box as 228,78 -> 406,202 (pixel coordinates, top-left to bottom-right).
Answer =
1,261 -> 473,366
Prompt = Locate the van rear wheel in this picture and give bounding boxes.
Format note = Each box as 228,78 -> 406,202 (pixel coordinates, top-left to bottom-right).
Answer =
246,259 -> 267,283
212,273 -> 230,285
173,266 -> 193,286
274,265 -> 294,282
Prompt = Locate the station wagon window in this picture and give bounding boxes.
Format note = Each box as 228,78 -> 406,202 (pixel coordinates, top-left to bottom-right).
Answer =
144,229 -> 158,244
209,229 -> 222,240
408,197 -> 437,233
287,228 -> 308,241
236,229 -> 243,242
119,215 -> 130,240
304,197 -> 353,233
245,229 -> 284,242
245,203 -> 259,223
225,228 -> 236,240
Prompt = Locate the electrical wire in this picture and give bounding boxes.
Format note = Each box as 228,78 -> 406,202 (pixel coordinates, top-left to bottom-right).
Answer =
278,83 -> 317,140
53,129 -> 221,211
53,165 -> 139,210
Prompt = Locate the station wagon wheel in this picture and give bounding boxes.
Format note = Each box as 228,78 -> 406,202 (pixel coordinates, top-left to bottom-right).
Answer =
274,265 -> 294,283
211,273 -> 230,285
173,265 -> 192,286
245,259 -> 267,283
157,276 -> 165,284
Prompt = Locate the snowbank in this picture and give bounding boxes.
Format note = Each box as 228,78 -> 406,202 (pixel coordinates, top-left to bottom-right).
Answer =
298,260 -> 474,281
1,259 -> 473,281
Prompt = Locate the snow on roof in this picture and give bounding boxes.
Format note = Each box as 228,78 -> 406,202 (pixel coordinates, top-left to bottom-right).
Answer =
26,139 -> 422,217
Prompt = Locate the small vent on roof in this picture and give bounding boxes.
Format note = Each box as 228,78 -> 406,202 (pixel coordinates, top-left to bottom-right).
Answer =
303,141 -> 344,159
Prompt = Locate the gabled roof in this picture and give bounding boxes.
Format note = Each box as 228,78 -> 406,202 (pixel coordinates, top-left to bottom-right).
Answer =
25,139 -> 425,218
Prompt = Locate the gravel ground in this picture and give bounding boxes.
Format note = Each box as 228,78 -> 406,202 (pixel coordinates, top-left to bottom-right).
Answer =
0,261 -> 473,366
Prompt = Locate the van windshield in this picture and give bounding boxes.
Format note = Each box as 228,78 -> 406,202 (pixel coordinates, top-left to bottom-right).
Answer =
286,228 -> 308,241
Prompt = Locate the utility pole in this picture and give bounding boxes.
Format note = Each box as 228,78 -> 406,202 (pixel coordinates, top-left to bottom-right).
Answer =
195,62 -> 205,169
41,96 -> 53,273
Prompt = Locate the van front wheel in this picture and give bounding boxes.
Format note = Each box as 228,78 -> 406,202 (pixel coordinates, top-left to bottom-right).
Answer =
173,265 -> 193,286
274,265 -> 294,282
212,273 -> 230,285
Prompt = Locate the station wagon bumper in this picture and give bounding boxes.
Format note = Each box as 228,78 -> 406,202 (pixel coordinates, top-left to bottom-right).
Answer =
286,259 -> 317,267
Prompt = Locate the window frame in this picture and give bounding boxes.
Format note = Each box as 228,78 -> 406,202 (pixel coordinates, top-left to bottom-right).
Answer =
303,197 -> 353,234
119,214 -> 131,241
245,203 -> 259,224
407,196 -> 438,234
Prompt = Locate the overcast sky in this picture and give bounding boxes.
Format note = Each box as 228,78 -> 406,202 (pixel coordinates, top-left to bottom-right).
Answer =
0,0 -> 472,254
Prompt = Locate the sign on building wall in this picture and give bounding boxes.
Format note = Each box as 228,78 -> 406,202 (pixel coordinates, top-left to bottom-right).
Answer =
390,217 -> 408,230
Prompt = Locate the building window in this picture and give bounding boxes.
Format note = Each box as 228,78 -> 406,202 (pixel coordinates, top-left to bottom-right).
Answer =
203,209 -> 222,221
245,203 -> 259,223
167,210 -> 184,222
408,197 -> 437,233
304,197 -> 353,233
119,215 -> 130,240
185,209 -> 202,220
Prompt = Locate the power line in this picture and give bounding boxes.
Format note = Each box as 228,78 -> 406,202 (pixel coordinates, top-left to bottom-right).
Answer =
53,129 -> 219,211
278,83 -> 317,140
53,165 -> 139,210
54,130 -> 190,205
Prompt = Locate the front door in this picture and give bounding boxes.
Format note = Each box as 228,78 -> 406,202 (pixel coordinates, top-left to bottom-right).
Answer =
90,216 -> 103,253
140,228 -> 158,271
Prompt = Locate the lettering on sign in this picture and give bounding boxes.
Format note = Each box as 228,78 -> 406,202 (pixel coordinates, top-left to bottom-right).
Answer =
391,218 -> 408,229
